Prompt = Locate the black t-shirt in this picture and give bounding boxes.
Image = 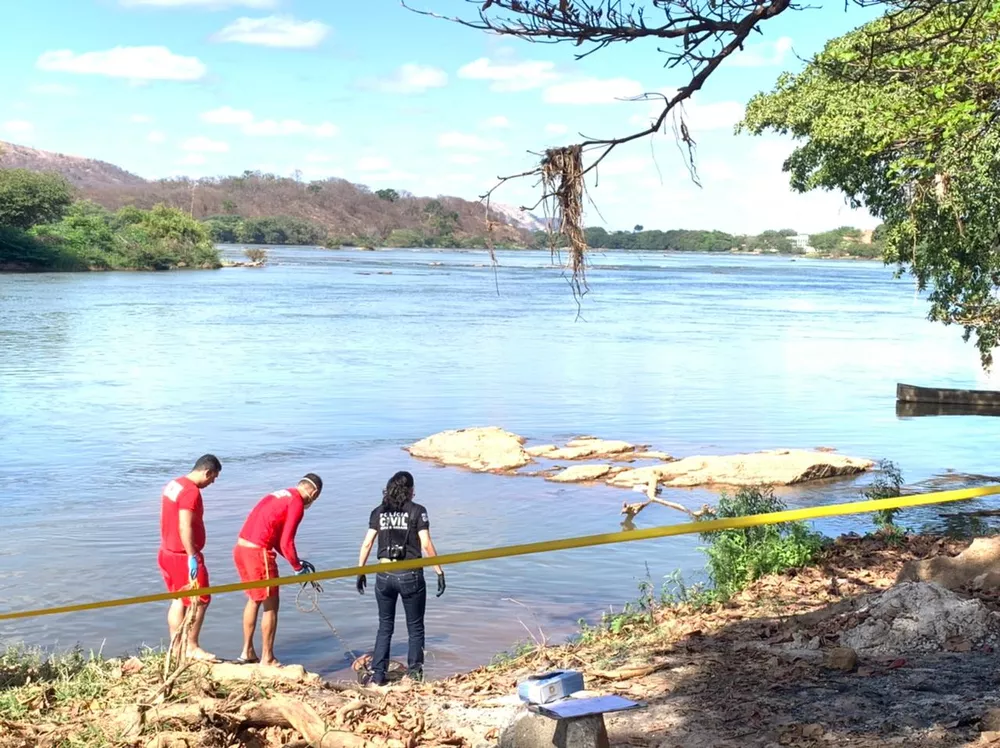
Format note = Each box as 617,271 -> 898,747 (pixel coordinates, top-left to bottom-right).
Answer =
369,501 -> 429,561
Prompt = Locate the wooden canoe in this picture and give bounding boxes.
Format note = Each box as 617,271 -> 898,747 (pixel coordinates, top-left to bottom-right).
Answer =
896,382 -> 1000,407
896,400 -> 1000,418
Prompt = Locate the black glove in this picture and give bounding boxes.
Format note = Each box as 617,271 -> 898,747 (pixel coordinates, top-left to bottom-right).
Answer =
356,574 -> 367,595
298,560 -> 316,574
436,571 -> 446,597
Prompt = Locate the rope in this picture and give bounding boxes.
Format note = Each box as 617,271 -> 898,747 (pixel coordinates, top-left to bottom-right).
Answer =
295,581 -> 362,664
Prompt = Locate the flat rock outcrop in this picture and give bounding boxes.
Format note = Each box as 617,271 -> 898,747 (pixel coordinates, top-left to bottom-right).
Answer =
406,427 -> 531,473
545,464 -> 627,483
406,431 -> 872,489
608,449 -> 874,489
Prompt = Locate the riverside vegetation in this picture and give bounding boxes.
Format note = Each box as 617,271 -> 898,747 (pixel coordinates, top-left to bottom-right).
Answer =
0,169 -> 220,272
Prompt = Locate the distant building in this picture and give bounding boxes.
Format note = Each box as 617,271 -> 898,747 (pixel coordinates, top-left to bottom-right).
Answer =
791,234 -> 816,253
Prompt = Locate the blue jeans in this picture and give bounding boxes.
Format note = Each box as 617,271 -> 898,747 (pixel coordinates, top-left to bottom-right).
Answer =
372,569 -> 426,684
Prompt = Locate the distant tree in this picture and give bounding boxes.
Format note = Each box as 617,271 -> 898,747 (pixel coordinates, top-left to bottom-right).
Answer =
376,188 -> 400,203
633,224 -> 644,232
221,199 -> 237,214
0,169 -> 73,230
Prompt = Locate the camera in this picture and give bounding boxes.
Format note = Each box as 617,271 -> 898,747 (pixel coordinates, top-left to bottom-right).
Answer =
387,544 -> 406,561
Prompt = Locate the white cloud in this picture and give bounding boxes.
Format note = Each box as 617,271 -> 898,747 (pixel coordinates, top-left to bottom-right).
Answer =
357,156 -> 392,172
130,114 -> 154,124
37,46 -> 206,81
212,16 -> 330,48
458,57 -> 559,92
437,131 -> 503,151
179,153 -> 207,165
727,36 -> 794,68
366,63 -> 448,94
29,83 -> 77,96
543,77 -> 644,105
121,0 -> 277,7
545,123 -> 569,135
2,120 -> 35,137
447,153 -> 482,165
147,130 -> 167,144
481,115 -> 510,129
181,135 -> 229,152
200,106 -> 337,137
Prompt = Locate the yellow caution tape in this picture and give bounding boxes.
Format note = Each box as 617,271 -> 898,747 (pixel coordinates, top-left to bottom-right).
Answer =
2,483 -> 998,622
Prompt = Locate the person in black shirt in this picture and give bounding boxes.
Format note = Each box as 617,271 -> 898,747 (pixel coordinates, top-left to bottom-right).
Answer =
355,470 -> 445,684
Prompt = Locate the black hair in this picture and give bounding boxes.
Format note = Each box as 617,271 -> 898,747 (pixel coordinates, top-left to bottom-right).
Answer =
193,454 -> 222,473
301,473 -> 323,494
382,470 -> 414,511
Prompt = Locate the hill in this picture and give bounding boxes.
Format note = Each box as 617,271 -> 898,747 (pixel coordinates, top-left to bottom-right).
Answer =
0,141 -> 147,188
0,141 -> 532,246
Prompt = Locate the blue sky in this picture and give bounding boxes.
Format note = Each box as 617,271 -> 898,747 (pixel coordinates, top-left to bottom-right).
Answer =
1,0 -> 884,233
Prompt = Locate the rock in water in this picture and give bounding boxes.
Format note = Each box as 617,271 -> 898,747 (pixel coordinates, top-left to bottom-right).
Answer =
545,438 -> 645,460
499,709 -> 610,748
545,464 -> 620,483
406,427 -> 531,473
607,449 -> 873,489
898,537 -> 1000,591
840,582 -> 1000,656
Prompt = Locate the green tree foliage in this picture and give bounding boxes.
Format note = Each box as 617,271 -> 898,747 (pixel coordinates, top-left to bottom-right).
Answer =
0,169 -> 73,230
741,1 -> 1000,364
376,188 -> 400,203
23,202 -> 220,271
202,215 -> 326,246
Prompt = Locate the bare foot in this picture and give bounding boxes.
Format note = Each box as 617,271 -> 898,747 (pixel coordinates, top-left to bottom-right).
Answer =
259,658 -> 282,668
186,646 -> 218,662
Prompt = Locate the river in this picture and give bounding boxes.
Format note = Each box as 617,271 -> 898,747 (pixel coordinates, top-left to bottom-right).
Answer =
1,246 -> 998,679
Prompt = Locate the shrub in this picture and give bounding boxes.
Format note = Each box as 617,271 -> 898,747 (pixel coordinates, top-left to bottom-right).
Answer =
243,247 -> 268,264
863,459 -> 904,534
699,486 -> 824,598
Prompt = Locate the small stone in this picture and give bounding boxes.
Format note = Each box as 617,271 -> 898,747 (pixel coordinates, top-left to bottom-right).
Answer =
801,723 -> 824,739
823,647 -> 857,672
982,709 -> 1000,733
499,709 -> 610,748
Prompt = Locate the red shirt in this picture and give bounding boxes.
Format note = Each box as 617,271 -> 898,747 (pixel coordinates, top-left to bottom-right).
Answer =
160,476 -> 205,555
238,487 -> 305,570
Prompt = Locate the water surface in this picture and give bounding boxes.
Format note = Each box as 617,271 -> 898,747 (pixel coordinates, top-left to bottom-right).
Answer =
1,247 -> 997,677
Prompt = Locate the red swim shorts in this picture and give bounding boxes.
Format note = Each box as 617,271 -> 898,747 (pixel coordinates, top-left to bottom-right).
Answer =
158,549 -> 211,606
233,544 -> 279,602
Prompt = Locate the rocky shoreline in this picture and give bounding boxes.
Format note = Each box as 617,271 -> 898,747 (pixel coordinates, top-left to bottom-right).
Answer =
8,533 -> 1000,747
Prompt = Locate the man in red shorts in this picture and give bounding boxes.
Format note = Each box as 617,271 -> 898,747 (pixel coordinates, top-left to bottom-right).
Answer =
234,473 -> 322,667
158,454 -> 222,662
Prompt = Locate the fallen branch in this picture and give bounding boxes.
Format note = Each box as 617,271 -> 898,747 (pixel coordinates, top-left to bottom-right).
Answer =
268,695 -> 368,748
587,663 -> 669,681
621,496 -> 713,522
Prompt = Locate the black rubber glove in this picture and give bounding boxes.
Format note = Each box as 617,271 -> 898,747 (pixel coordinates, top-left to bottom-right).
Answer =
436,571 -> 446,597
356,574 -> 367,595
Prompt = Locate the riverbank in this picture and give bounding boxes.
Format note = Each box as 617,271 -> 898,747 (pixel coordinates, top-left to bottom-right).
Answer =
5,530 -> 1000,747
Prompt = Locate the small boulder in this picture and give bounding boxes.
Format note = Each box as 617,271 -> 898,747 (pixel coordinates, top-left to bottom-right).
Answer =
526,444 -> 559,458
547,439 -> 643,461
823,647 -> 857,672
982,709 -> 1000,733
499,709 -> 610,748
